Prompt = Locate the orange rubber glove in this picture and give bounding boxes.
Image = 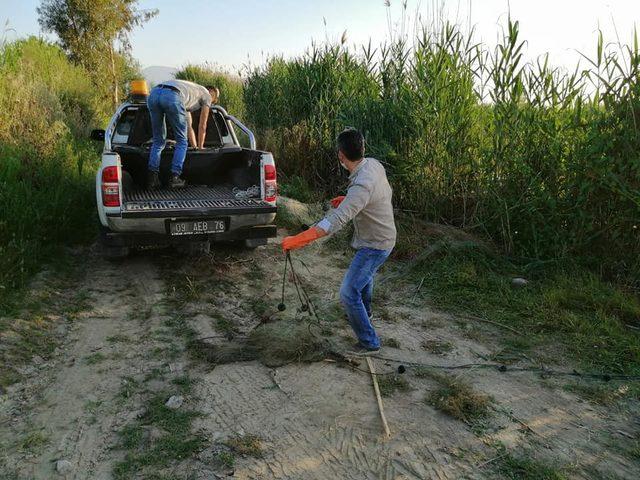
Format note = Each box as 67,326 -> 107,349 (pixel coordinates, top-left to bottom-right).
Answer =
330,196 -> 346,208
282,227 -> 324,251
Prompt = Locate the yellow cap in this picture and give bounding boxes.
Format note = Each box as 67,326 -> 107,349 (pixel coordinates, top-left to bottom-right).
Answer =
130,80 -> 149,96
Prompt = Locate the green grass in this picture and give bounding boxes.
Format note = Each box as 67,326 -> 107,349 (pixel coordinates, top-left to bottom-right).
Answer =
215,450 -> 235,468
213,314 -> 237,337
563,381 -> 640,405
171,375 -> 194,395
408,240 -> 640,375
84,399 -> 103,414
278,175 -> 320,203
493,448 -> 568,480
111,260 -> 210,478
18,431 -> 49,453
113,394 -> 206,479
107,334 -> 133,344
118,376 -> 142,402
250,298 -> 270,320
84,352 -> 107,365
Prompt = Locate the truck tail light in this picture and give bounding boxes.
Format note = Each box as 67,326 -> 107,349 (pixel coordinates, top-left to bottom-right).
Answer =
101,166 -> 120,207
263,163 -> 277,204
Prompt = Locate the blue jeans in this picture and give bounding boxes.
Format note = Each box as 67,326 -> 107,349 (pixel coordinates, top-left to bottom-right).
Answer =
147,87 -> 188,175
340,248 -> 391,349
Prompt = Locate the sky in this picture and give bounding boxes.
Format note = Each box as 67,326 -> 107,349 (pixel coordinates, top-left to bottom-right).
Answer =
1,0 -> 638,74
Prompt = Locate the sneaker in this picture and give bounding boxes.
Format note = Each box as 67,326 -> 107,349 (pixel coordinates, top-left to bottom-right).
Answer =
347,342 -> 380,356
147,170 -> 161,190
169,174 -> 186,188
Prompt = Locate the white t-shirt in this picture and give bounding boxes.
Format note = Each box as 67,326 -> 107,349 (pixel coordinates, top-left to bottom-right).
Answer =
161,79 -> 212,112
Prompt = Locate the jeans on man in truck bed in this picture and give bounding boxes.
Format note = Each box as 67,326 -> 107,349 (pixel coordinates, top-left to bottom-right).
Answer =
147,87 -> 188,175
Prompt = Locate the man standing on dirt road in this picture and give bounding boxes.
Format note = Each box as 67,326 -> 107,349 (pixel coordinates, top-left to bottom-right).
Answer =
147,80 -> 217,189
282,128 -> 397,355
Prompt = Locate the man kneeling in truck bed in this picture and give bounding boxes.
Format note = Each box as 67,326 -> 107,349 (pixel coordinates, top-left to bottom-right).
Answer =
147,79 -> 218,189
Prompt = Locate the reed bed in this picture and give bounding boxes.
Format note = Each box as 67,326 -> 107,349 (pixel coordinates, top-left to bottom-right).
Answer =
243,19 -> 640,285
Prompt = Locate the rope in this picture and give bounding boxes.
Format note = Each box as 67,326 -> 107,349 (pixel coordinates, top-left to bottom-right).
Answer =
281,251 -> 321,326
368,354 -> 640,381
280,253 -> 640,383
279,251 -> 288,309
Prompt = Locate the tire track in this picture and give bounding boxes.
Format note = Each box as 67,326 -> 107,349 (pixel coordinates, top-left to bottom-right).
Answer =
1,252 -> 170,479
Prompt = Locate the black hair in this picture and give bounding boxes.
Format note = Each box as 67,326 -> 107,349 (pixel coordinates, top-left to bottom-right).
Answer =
204,85 -> 217,91
336,128 -> 365,161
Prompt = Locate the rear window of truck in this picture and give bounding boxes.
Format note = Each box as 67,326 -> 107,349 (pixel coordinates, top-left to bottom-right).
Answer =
113,107 -> 225,148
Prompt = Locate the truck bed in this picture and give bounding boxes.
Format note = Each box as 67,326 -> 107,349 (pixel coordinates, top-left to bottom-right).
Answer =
121,186 -> 276,218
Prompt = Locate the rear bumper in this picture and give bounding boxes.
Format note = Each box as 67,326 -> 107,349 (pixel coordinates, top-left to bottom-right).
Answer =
106,211 -> 276,235
101,224 -> 277,247
118,204 -> 277,219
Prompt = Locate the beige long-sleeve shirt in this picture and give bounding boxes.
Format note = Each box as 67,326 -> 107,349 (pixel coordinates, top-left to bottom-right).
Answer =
318,157 -> 397,251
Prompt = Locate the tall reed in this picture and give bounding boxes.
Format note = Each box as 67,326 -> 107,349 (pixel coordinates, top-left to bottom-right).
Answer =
243,18 -> 640,285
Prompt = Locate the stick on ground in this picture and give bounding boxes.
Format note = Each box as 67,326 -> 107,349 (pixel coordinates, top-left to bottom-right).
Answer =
366,356 -> 391,438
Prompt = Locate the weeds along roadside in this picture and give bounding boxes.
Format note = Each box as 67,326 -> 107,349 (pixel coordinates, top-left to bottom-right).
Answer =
390,213 -> 640,383
285,194 -> 640,395
0,37 -> 110,314
242,18 -> 640,287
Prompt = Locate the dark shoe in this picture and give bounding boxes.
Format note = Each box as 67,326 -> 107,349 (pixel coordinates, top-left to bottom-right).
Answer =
347,342 -> 380,356
169,174 -> 186,188
147,170 -> 161,190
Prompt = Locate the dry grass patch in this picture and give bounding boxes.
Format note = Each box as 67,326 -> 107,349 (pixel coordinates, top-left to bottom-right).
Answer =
377,374 -> 411,397
383,337 -> 401,349
422,339 -> 454,355
423,371 -> 491,424
225,434 -> 263,457
190,319 -> 334,368
248,320 -> 329,366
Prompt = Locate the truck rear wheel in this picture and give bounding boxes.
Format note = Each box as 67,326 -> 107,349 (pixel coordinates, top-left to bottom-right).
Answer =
102,244 -> 130,260
99,224 -> 130,260
176,240 -> 210,256
243,238 -> 268,249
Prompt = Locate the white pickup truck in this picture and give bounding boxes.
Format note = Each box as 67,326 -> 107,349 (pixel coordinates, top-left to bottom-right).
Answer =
91,82 -> 277,257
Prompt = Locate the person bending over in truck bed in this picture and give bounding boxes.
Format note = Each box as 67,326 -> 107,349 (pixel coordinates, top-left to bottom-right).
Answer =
282,128 -> 397,356
186,86 -> 219,149
147,80 -> 217,189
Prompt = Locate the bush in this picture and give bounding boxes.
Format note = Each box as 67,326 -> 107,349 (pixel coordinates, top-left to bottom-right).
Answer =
0,38 -> 105,312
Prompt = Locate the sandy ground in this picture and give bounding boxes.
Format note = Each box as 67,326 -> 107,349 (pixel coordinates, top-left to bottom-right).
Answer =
1,213 -> 639,479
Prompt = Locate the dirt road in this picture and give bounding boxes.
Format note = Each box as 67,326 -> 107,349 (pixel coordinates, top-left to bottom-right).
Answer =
1,211 -> 639,479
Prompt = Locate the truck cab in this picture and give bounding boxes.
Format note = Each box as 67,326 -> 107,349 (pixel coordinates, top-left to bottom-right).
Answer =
92,81 -> 277,257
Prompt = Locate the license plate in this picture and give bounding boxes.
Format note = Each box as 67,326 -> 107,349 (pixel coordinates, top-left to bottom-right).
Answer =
169,219 -> 225,236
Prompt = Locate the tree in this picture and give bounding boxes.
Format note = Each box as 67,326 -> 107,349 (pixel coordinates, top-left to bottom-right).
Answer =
37,0 -> 157,106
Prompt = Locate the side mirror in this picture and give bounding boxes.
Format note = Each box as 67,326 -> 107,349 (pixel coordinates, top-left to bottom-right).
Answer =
90,129 -> 105,141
